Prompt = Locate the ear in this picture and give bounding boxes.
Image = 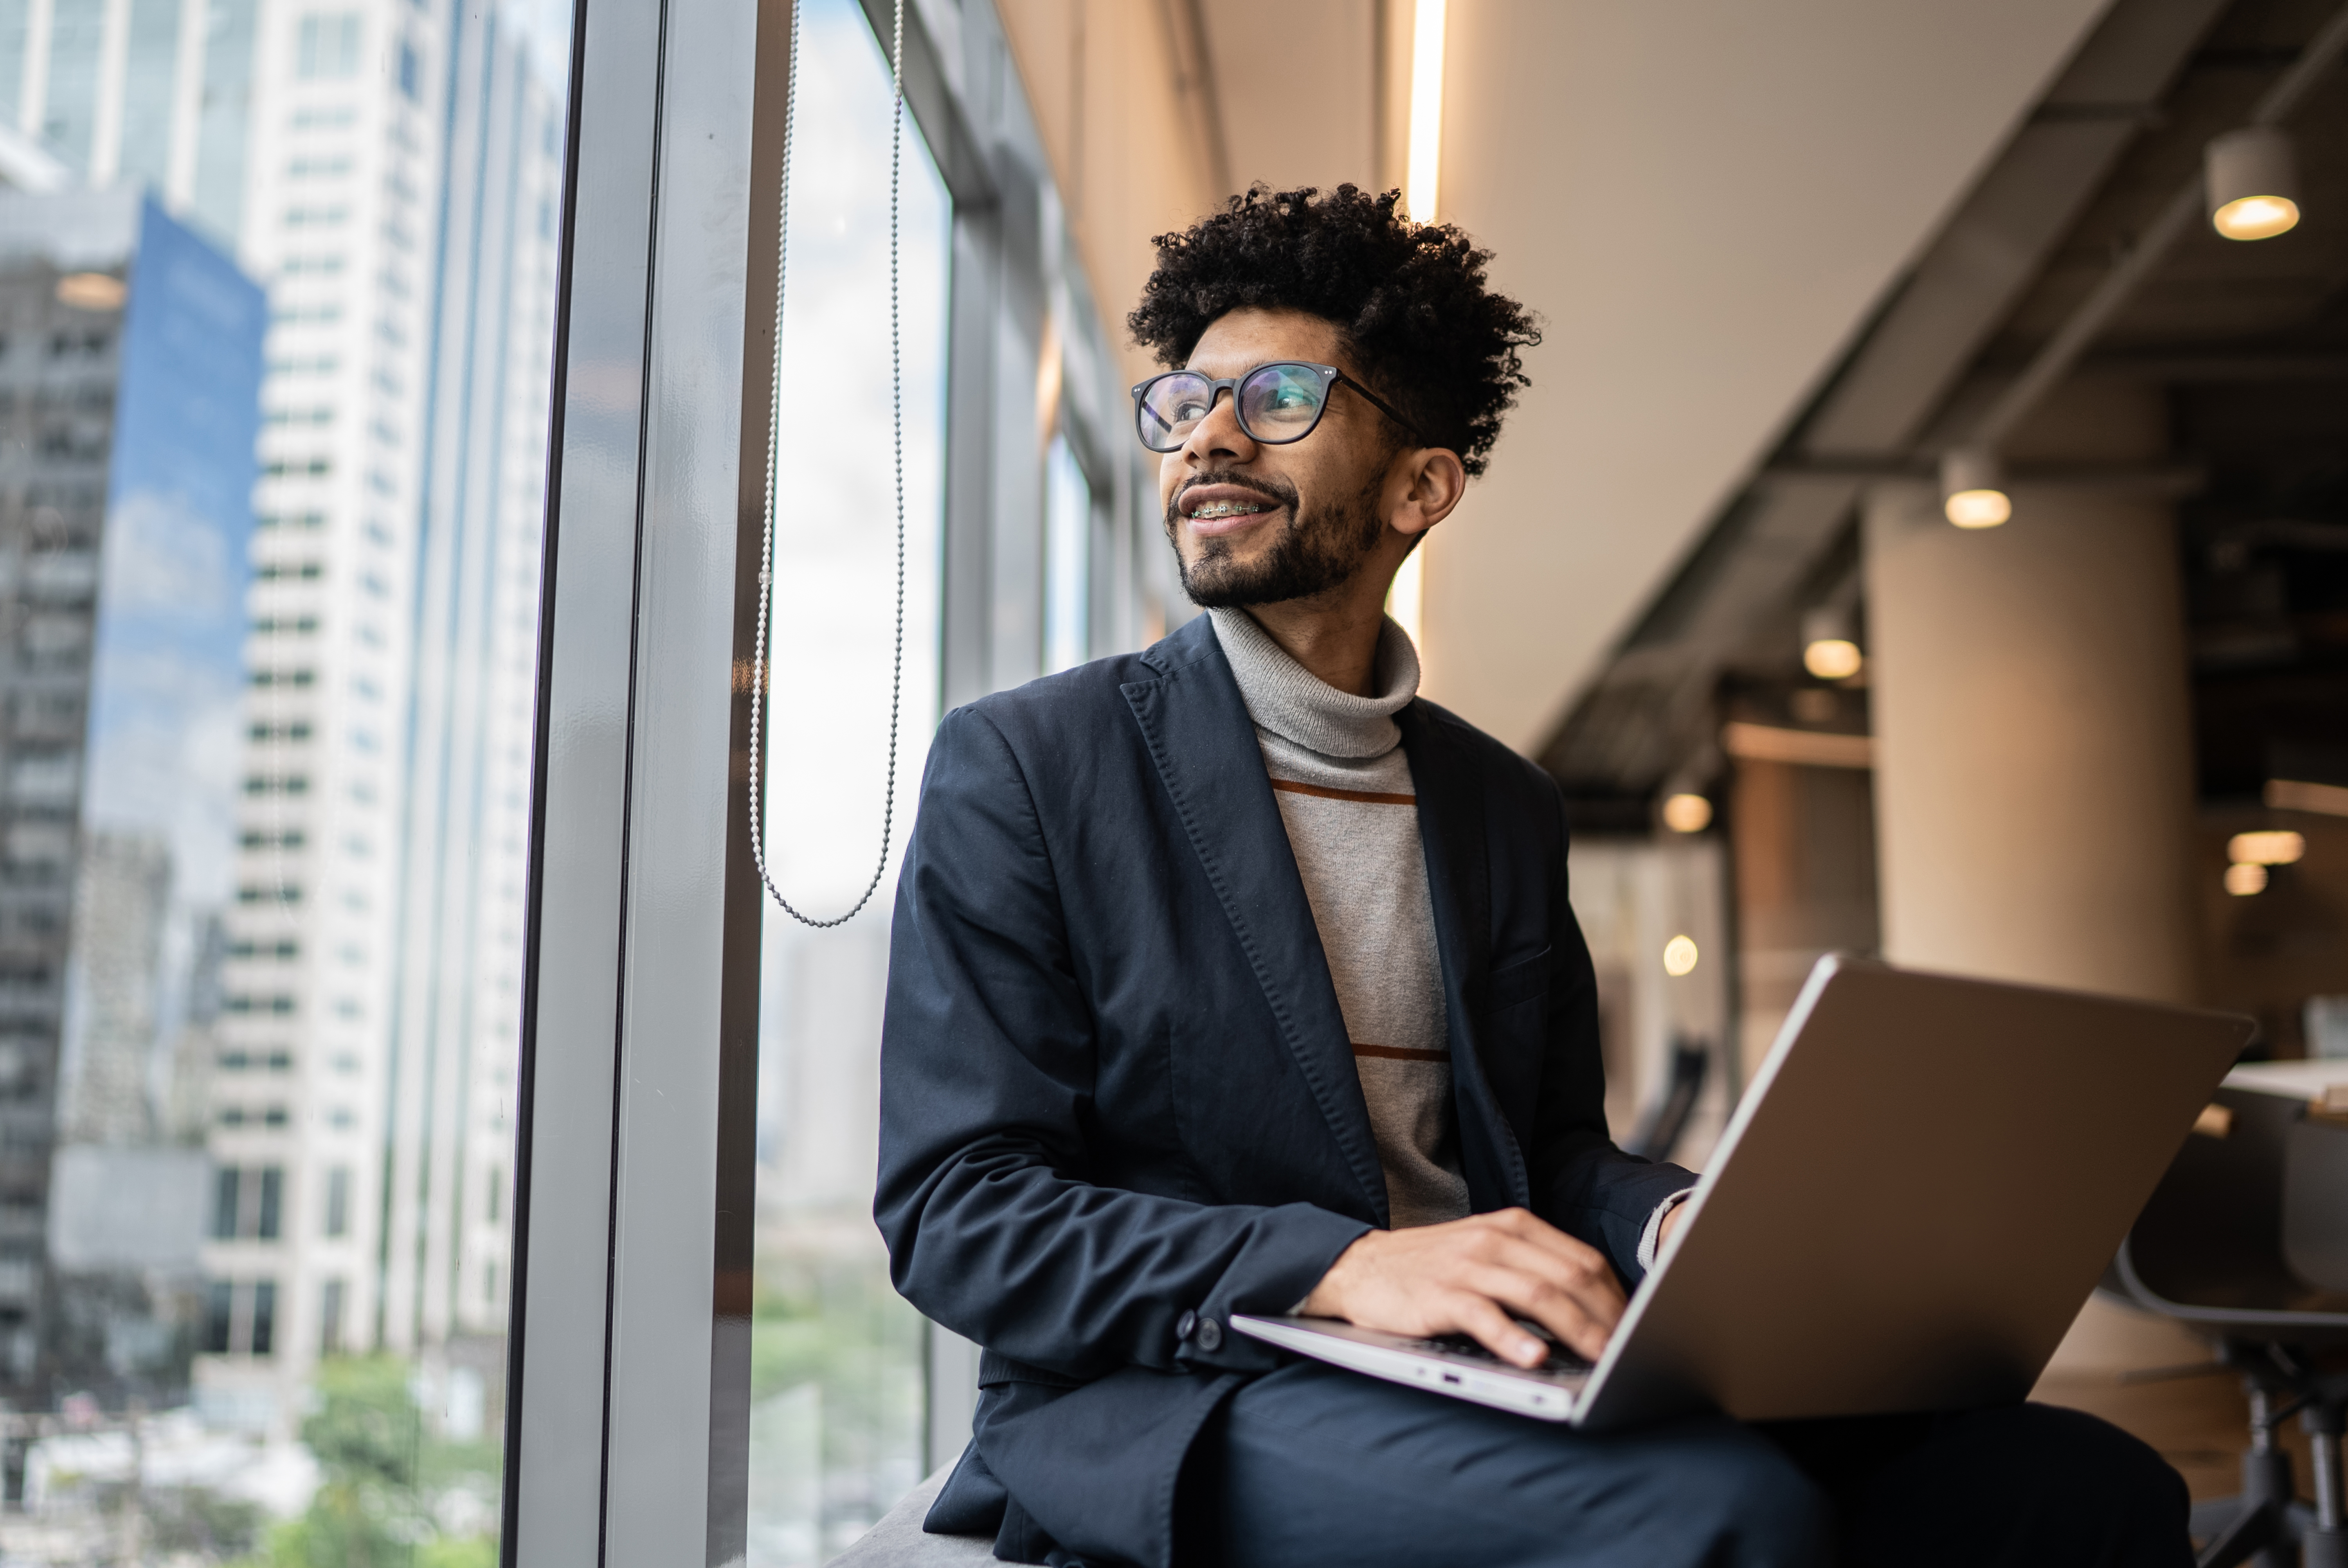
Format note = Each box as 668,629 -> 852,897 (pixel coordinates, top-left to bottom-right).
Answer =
1386,447 -> 1468,540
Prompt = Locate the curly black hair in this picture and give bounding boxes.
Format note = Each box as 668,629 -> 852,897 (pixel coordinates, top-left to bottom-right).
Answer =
1127,185 -> 1539,478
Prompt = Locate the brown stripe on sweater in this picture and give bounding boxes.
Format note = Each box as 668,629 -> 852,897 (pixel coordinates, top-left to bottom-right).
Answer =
1352,1042 -> 1448,1063
1272,778 -> 1416,807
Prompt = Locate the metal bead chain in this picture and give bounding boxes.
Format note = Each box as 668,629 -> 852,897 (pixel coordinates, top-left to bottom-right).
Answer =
748,0 -> 909,928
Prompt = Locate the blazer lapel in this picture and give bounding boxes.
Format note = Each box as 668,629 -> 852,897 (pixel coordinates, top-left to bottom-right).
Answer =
1398,702 -> 1531,1210
1121,621 -> 1390,1226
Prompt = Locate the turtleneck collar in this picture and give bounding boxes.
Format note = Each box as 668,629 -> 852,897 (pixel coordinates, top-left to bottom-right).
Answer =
1207,606 -> 1420,761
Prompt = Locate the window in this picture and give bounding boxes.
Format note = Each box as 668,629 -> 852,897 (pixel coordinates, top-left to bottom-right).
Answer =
250,1280 -> 276,1356
0,0 -> 560,1542
746,0 -> 953,1549
257,1166 -> 283,1239
203,1281 -> 233,1354
1044,434 -> 1093,674
212,1167 -> 240,1240
295,13 -> 362,79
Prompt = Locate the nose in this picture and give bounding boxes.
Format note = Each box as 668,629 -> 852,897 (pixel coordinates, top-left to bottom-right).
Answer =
1179,385 -> 1255,466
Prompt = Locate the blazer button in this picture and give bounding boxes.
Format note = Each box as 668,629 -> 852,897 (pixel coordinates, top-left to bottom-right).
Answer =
1196,1317 -> 1223,1352
1176,1310 -> 1197,1341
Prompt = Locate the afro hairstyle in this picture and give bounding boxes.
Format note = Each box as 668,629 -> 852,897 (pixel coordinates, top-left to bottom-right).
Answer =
1126,184 -> 1539,478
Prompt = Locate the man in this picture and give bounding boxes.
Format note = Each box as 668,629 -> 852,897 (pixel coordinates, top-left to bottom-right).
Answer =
877,185 -> 2185,1568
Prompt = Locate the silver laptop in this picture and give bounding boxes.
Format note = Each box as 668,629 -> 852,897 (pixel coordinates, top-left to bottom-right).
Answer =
1234,955 -> 2251,1430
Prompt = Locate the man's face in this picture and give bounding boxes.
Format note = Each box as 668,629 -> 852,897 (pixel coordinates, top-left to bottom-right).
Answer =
1157,308 -> 1401,608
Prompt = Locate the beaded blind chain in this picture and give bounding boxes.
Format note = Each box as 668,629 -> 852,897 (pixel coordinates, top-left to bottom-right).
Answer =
747,0 -> 909,928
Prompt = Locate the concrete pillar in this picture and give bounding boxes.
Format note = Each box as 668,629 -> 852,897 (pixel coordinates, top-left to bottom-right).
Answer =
1864,486 -> 2199,1003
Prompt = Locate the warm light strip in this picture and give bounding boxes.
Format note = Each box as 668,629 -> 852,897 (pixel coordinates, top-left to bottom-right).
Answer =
1406,0 -> 1446,221
1388,548 -> 1424,647
1720,721 -> 1875,770
2268,777 -> 2348,819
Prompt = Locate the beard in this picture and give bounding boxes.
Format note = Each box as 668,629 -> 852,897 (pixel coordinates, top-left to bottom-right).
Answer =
1166,468 -> 1388,608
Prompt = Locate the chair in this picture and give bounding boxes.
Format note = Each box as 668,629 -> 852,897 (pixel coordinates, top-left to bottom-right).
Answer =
1628,1036 -> 1711,1163
2103,1077 -> 2348,1568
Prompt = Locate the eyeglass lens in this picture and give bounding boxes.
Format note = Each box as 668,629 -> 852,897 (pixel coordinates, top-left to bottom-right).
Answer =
1136,363 -> 1331,452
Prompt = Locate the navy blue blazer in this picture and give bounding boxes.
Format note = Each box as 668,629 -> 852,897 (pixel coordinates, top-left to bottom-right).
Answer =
875,612 -> 1694,1567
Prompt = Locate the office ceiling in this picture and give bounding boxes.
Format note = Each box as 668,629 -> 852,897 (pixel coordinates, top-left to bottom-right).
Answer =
1541,0 -> 2348,817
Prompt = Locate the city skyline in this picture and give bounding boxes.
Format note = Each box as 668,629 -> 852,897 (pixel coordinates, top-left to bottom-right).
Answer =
0,0 -> 566,1452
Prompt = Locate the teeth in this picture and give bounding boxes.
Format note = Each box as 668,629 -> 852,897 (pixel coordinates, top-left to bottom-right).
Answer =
1190,500 -> 1266,520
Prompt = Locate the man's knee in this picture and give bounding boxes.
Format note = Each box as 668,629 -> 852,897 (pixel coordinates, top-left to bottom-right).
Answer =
1845,1403 -> 2191,1567
1650,1423 -> 1835,1565
2024,1403 -> 2192,1536
1969,1403 -> 2186,1510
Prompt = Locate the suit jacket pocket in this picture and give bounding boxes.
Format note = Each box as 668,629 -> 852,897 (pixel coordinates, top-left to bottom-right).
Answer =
1488,944 -> 1554,1012
1479,946 -> 1554,1116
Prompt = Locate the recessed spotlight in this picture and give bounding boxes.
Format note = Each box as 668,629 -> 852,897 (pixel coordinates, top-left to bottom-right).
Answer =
1662,935 -> 1699,977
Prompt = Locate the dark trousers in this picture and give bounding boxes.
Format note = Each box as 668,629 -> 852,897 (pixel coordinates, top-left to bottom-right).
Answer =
1188,1362 -> 2190,1568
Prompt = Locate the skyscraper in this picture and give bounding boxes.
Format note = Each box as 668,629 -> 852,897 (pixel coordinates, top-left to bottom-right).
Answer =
377,0 -> 559,1366
0,189 -> 263,1406
195,0 -> 560,1426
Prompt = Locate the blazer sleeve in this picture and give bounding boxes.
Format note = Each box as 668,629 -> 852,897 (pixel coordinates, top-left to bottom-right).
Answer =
1525,782 -> 1699,1288
873,706 -> 1370,1380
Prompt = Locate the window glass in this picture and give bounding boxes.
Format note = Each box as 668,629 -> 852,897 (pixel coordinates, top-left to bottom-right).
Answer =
0,0 -> 569,1555
747,0 -> 951,1560
1044,434 -> 1091,674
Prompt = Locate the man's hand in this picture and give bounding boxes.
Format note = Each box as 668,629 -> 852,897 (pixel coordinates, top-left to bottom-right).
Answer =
1298,1208 -> 1626,1368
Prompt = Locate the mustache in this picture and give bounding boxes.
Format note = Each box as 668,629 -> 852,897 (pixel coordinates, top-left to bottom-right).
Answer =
1167,470 -> 1299,521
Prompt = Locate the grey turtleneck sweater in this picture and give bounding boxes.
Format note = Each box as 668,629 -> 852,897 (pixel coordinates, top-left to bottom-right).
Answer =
1210,606 -> 1472,1228
1208,607 -> 1690,1266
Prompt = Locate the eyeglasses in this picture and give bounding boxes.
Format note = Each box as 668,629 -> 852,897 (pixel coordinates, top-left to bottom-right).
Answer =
1129,361 -> 1423,453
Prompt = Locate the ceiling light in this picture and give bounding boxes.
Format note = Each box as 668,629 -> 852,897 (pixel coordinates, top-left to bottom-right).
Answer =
1940,448 -> 2010,529
1660,793 -> 1711,834
1662,935 -> 1699,977
2206,126 -> 2301,241
2267,778 -> 2348,818
1802,638 -> 1862,681
2227,829 -> 2305,866
55,272 -> 124,311
2224,862 -> 2268,897
1406,0 -> 1447,221
1799,606 -> 1863,681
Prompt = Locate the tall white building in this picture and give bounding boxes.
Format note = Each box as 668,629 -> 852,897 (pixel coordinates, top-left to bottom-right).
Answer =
193,0 -> 450,1422
377,6 -> 558,1361
198,0 -> 560,1425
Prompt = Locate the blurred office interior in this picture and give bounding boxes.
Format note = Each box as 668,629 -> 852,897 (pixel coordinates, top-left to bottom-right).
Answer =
966,0 -> 2348,1537
0,0 -> 2332,1562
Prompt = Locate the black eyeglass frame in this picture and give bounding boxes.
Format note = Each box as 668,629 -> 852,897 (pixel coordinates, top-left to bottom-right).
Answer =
1129,361 -> 1426,453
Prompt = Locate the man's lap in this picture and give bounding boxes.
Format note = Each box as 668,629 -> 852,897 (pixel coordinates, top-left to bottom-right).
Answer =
1186,1362 -> 2188,1568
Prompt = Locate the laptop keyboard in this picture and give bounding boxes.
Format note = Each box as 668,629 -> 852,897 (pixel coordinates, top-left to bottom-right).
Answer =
1411,1332 -> 1592,1376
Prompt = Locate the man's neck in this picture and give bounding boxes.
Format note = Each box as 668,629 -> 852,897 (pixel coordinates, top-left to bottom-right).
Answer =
1235,558 -> 1404,697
